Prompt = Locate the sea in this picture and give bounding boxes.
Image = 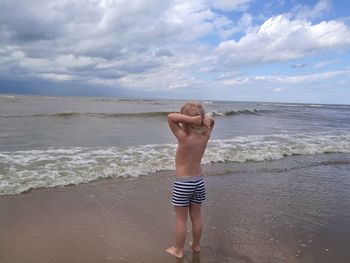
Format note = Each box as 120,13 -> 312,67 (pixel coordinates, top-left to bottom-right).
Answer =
0,94 -> 350,195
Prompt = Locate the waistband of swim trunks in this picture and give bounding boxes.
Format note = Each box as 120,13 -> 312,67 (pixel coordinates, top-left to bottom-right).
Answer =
175,175 -> 204,182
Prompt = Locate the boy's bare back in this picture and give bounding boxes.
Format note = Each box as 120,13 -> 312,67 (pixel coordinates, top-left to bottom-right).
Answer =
174,128 -> 210,177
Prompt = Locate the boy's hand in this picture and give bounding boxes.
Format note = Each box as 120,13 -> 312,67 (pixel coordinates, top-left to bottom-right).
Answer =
202,117 -> 211,128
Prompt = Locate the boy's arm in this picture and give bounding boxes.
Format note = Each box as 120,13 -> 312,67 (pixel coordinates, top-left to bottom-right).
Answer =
168,113 -> 202,139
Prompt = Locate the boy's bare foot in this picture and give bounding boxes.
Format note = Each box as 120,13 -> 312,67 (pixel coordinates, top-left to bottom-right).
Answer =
166,246 -> 184,258
188,241 -> 201,253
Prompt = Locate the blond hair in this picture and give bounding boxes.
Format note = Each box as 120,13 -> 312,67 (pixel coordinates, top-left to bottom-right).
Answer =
180,101 -> 205,118
180,101 -> 206,134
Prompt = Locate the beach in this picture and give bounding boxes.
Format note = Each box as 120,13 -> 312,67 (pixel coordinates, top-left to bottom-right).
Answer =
1,153 -> 350,263
2,0 -> 350,261
1,95 -> 350,262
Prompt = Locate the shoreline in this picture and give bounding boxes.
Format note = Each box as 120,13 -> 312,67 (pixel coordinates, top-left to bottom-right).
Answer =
1,156 -> 350,262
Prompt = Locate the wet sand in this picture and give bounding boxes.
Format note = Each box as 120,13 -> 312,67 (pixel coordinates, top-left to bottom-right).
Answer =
1,155 -> 350,263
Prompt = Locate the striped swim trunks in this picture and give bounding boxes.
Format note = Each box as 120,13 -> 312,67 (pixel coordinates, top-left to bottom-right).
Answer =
171,176 -> 206,207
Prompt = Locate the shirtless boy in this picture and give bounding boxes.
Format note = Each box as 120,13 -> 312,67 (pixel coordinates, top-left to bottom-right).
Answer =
166,101 -> 215,258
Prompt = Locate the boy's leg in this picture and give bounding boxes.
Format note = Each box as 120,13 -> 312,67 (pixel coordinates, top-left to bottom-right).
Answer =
166,206 -> 188,258
189,203 -> 202,252
175,206 -> 189,251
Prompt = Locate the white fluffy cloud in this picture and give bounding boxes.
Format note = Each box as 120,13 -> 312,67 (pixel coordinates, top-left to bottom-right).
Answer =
217,15 -> 350,66
292,0 -> 331,19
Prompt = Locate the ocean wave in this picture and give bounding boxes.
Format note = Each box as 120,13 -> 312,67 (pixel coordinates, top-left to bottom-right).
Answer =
1,109 -> 263,119
0,133 -> 20,138
0,95 -> 22,103
273,103 -> 350,110
1,132 -> 350,195
210,109 -> 259,116
307,104 -> 350,109
51,112 -> 171,118
0,111 -> 170,119
318,159 -> 350,166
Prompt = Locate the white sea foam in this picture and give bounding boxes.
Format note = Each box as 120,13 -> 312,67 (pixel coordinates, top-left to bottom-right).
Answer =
309,104 -> 323,108
1,132 -> 350,195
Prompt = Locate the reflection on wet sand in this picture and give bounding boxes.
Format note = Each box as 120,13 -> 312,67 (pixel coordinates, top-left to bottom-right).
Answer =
190,252 -> 201,263
175,252 -> 200,263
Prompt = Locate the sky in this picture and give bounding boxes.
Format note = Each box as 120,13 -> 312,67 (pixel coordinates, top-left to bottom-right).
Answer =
0,0 -> 350,104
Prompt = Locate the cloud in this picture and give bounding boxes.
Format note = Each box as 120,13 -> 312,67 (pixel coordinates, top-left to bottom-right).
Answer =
292,0 -> 332,20
314,59 -> 338,68
217,15 -> 350,66
218,13 -> 253,39
210,0 -> 252,12
292,63 -> 306,68
274,87 -> 287,92
0,1 -> 64,42
216,69 -> 350,86
0,0 -> 350,101
1,0 -> 246,92
40,73 -> 77,81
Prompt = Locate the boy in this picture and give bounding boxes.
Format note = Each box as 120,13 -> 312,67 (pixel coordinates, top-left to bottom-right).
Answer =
166,101 -> 215,258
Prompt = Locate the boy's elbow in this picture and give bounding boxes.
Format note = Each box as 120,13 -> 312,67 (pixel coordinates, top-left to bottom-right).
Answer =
168,113 -> 178,124
168,113 -> 174,121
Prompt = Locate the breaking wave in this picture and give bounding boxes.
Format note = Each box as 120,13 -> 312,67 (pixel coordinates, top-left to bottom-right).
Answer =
1,132 -> 350,195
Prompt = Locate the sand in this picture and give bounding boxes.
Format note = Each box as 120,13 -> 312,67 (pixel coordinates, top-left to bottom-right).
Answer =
1,158 -> 350,263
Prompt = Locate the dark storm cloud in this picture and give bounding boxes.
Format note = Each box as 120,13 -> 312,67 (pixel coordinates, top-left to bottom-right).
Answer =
0,74 -> 138,97
0,0 -> 103,47
0,1 -> 64,42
